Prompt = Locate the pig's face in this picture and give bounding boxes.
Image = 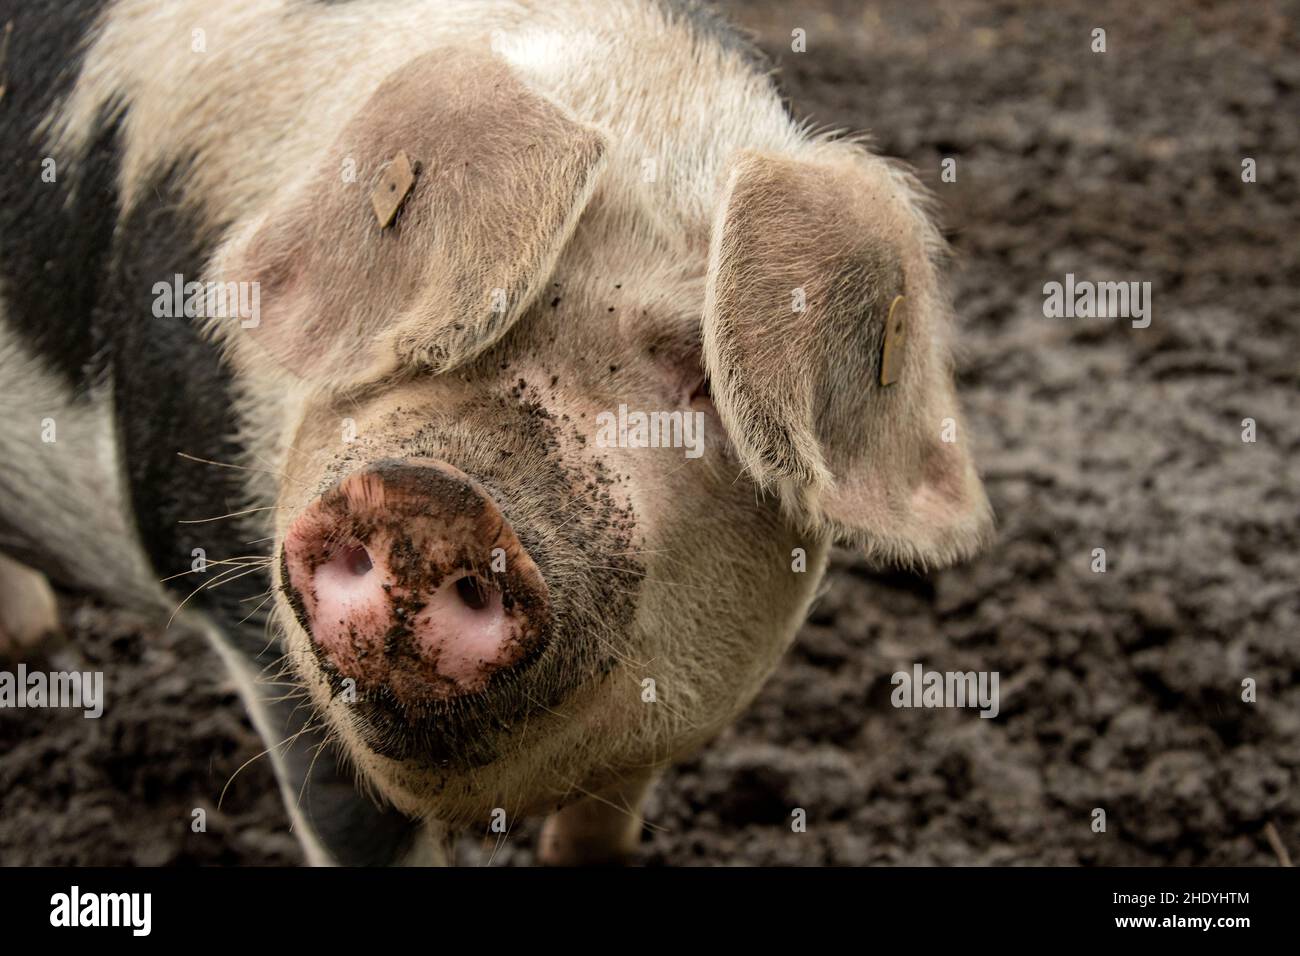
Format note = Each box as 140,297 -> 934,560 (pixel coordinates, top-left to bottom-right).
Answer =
209,48 -> 992,825
270,258 -> 817,823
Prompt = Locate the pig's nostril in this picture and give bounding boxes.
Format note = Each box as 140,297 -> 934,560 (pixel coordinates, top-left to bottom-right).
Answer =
342,545 -> 373,577
454,575 -> 492,611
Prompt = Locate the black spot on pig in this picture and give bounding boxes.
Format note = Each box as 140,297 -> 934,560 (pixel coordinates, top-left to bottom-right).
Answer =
3,39 -> 272,648
98,158 -> 274,653
0,0 -> 117,387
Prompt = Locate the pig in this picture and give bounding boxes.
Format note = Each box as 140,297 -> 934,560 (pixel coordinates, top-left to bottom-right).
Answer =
0,0 -> 993,865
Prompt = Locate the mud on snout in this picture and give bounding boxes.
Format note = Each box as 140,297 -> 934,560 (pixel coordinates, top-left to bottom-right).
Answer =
275,394 -> 642,780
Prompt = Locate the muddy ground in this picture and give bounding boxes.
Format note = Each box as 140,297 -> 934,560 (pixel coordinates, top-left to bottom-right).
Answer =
1,0 -> 1296,865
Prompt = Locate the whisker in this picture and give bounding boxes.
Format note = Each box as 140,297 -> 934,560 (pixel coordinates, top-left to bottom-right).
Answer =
218,717 -> 325,810
158,555 -> 271,584
235,591 -> 276,626
166,564 -> 269,628
296,723 -> 338,812
177,505 -> 283,524
177,450 -> 288,481
560,778 -> 668,835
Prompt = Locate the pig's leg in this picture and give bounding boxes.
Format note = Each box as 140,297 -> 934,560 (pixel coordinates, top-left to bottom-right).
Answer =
0,552 -> 59,660
538,774 -> 657,865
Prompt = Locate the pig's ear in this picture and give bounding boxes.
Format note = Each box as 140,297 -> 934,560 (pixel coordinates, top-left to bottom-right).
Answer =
208,48 -> 607,387
702,149 -> 993,569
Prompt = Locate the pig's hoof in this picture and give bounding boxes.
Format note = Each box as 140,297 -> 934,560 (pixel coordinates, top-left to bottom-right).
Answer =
538,821 -> 638,866
537,788 -> 649,866
0,554 -> 60,661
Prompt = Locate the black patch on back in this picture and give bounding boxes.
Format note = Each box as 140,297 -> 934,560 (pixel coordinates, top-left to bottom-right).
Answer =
99,159 -> 275,648
0,0 -> 118,388
0,0 -> 261,642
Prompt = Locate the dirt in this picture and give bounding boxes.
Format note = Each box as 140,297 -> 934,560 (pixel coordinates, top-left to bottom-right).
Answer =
1,0 -> 1297,865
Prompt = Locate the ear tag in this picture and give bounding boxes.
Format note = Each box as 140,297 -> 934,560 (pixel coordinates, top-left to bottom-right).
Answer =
880,294 -> 907,386
371,150 -> 418,228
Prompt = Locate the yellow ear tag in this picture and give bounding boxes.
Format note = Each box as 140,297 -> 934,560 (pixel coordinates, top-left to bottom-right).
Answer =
371,150 -> 418,228
880,294 -> 907,386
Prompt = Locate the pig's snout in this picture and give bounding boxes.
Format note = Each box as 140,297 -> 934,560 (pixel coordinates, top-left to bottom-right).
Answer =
281,459 -> 551,702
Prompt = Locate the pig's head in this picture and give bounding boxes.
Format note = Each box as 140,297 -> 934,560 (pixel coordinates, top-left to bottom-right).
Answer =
207,48 -> 992,827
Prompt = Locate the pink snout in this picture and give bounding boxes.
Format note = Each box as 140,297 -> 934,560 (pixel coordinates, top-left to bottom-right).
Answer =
281,460 -> 550,702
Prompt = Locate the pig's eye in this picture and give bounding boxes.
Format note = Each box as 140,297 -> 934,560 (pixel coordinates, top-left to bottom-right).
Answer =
689,375 -> 713,407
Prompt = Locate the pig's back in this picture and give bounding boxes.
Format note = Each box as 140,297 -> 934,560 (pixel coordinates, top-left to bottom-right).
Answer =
44,0 -> 800,257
